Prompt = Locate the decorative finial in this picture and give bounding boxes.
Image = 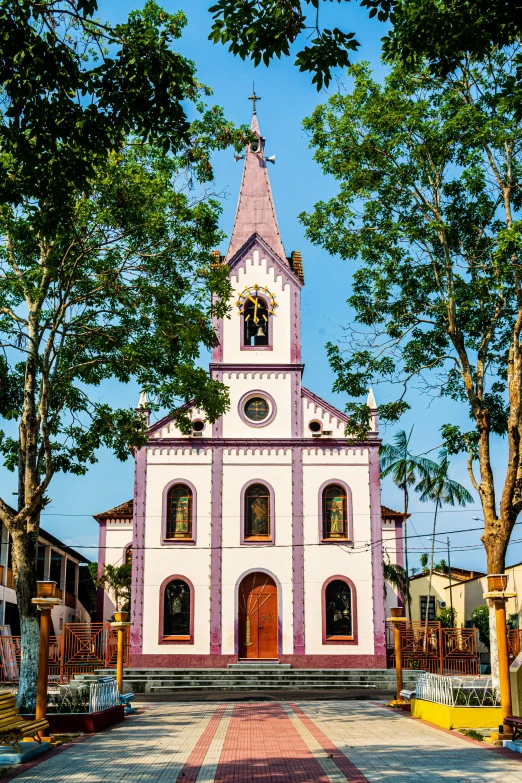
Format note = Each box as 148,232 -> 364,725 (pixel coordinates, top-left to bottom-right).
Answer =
367,387 -> 377,409
248,83 -> 261,114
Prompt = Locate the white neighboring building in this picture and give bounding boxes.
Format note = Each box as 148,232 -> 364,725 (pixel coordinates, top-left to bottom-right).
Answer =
0,524 -> 94,635
96,107 -> 405,667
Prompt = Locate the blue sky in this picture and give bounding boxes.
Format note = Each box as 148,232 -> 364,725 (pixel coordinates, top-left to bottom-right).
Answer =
2,1 -> 520,574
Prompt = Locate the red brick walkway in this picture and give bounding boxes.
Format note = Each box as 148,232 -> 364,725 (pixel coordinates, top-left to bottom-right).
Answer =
9,701 -> 522,783
214,703 -> 334,783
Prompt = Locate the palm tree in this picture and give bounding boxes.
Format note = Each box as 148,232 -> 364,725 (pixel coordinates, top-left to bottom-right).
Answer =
383,560 -> 411,608
416,449 -> 473,638
380,428 -> 436,619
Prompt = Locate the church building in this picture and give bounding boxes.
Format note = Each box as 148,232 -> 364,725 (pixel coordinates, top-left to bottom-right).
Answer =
94,104 -> 404,668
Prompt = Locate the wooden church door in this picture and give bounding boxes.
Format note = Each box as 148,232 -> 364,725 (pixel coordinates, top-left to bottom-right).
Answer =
238,573 -> 278,659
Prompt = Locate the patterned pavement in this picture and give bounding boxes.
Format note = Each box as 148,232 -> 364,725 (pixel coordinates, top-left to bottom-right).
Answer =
8,701 -> 522,783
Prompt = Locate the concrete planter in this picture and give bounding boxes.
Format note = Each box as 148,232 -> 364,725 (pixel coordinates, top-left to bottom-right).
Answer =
22,704 -> 124,733
411,698 -> 502,729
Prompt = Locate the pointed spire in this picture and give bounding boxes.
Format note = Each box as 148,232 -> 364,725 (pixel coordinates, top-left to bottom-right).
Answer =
226,105 -> 286,263
138,391 -> 148,409
367,387 -> 377,410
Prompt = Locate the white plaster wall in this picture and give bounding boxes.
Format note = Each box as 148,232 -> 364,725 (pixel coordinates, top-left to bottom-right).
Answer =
105,524 -> 133,567
224,251 -> 294,365
221,373 -> 293,438
301,396 -> 346,438
382,523 -> 401,617
220,459 -> 294,655
302,454 -> 375,655
141,460 -> 212,655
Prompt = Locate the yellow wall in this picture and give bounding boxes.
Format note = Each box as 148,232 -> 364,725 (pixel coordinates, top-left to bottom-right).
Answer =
411,698 -> 502,730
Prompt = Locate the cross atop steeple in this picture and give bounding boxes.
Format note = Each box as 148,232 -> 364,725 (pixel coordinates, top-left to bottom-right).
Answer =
248,84 -> 261,114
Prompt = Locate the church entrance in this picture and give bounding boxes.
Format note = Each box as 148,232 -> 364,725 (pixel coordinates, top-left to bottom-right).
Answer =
238,573 -> 278,659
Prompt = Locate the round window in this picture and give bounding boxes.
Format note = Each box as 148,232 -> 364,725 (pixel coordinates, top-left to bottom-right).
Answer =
192,420 -> 205,432
244,396 -> 269,422
309,420 -> 322,433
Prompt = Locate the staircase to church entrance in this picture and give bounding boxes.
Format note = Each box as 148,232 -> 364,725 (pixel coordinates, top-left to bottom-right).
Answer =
73,666 -> 421,695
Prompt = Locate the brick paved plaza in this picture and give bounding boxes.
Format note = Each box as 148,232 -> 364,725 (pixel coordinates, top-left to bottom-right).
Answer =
10,701 -> 522,782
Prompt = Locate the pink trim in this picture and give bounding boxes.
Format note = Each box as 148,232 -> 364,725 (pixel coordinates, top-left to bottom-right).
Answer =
212,290 -> 223,362
96,520 -> 106,620
301,387 -> 349,424
238,390 -> 277,428
129,653 -> 388,668
210,362 -> 304,375
369,445 -> 386,657
240,480 -> 275,545
317,479 -> 353,544
160,478 -> 197,545
149,437 -> 376,448
291,285 -> 301,363
292,369 -> 301,438
322,575 -> 358,645
210,447 -> 223,653
130,447 -> 147,654
158,574 -> 194,645
292,447 -> 305,654
240,294 -> 273,352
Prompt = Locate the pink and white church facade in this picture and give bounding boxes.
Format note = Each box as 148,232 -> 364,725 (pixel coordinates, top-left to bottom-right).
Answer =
95,107 -> 405,668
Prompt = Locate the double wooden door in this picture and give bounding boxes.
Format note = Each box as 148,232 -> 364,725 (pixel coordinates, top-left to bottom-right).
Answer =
238,573 -> 278,659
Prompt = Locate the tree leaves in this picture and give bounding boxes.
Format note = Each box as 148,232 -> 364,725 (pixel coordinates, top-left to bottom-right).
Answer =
209,0 -> 358,89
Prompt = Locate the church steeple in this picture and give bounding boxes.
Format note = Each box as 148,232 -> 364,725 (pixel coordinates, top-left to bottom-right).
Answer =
226,103 -> 286,264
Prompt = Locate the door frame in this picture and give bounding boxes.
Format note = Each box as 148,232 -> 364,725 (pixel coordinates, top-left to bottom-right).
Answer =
234,568 -> 283,656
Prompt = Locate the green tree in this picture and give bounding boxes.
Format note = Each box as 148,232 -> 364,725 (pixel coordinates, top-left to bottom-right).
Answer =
208,1 -> 521,93
471,605 -> 490,650
300,52 -> 521,579
436,606 -> 457,628
383,560 -> 411,607
0,2 -> 248,703
434,559 -> 448,574
380,428 -> 434,618
415,450 -> 473,635
95,563 -> 131,614
419,554 -> 429,572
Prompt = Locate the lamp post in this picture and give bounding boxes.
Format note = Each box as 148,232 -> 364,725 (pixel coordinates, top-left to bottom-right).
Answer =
387,606 -> 406,705
32,581 -> 62,736
483,574 -> 516,737
110,611 -> 132,694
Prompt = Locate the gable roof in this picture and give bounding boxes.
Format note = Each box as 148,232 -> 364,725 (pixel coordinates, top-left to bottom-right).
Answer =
409,567 -> 486,582
301,387 -> 349,424
226,111 -> 286,264
381,505 -> 410,520
93,499 -> 133,522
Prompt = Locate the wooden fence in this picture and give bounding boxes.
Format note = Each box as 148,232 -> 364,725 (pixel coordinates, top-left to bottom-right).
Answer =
0,623 -> 129,684
387,621 -> 480,675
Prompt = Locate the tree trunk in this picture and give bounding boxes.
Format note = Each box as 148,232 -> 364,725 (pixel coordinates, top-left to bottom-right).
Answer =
403,487 -> 411,620
483,535 -> 508,691
424,503 -> 439,647
11,525 -> 39,710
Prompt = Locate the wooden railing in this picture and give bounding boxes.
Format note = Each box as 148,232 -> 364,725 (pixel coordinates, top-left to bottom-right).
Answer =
0,565 -> 4,585
0,623 -> 129,684
64,591 -> 76,609
6,568 -> 14,590
387,621 -> 480,675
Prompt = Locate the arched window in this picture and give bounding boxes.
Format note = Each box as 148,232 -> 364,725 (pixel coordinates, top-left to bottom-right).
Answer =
163,579 -> 191,639
324,579 -> 353,640
244,483 -> 271,540
124,545 -> 132,566
166,484 -> 193,540
243,297 -> 269,346
322,484 -> 348,540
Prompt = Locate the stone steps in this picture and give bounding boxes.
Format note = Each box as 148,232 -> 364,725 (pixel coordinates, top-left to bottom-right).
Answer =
73,667 -> 420,694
